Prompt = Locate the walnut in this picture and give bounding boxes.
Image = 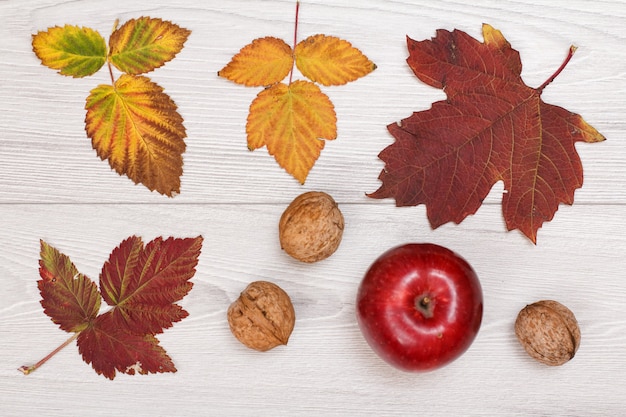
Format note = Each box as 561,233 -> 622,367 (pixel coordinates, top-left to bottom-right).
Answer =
515,300 -> 581,366
279,191 -> 344,263
227,281 -> 296,352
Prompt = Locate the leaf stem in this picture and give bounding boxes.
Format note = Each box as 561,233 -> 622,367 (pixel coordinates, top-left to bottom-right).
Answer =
288,0 -> 300,85
18,332 -> 80,376
107,61 -> 116,85
537,45 -> 577,93
107,19 -> 119,85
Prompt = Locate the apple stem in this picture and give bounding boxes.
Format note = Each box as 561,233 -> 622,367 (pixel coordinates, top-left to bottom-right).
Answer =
288,0 -> 300,85
537,45 -> 577,93
416,295 -> 434,319
18,332 -> 79,375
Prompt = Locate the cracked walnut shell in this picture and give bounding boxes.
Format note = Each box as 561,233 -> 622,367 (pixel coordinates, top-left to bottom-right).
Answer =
515,300 -> 581,366
227,281 -> 296,352
279,191 -> 344,263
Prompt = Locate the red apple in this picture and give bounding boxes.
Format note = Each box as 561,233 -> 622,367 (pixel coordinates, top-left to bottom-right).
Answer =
356,243 -> 483,372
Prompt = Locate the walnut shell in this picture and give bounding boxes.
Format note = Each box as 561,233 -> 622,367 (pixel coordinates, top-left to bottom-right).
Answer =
515,300 -> 581,366
227,281 -> 296,352
279,191 -> 344,263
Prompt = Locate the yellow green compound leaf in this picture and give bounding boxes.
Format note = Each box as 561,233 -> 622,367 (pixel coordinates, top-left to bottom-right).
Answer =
218,37 -> 294,87
295,34 -> 376,86
108,17 -> 191,75
32,25 -> 107,77
247,80 -> 337,183
85,74 -> 186,196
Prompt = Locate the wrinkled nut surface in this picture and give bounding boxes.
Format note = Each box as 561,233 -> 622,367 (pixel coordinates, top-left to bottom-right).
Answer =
515,300 -> 581,366
279,191 -> 344,263
227,281 -> 296,352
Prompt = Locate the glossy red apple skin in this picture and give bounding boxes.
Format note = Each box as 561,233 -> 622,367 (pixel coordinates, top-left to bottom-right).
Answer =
356,243 -> 483,372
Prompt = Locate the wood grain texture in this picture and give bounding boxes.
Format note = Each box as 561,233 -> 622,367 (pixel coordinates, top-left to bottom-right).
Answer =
1,0 -> 625,415
2,203 -> 626,416
1,0 -> 623,204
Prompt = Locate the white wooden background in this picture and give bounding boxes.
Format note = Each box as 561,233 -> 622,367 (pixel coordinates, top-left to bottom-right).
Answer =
1,0 -> 625,415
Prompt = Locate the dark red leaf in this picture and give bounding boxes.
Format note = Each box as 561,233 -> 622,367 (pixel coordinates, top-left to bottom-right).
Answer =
28,235 -> 203,379
77,312 -> 176,380
99,235 -> 203,334
368,24 -> 605,243
38,240 -> 101,332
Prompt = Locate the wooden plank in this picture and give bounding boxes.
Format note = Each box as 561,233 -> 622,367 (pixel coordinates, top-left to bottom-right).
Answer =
1,203 -> 625,415
1,0 -> 625,415
0,0 -> 622,203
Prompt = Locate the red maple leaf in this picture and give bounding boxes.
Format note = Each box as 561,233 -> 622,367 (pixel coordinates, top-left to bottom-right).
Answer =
22,236 -> 203,379
368,24 -> 605,243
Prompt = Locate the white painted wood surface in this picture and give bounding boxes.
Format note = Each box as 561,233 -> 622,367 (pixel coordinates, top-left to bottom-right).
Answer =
1,0 -> 625,415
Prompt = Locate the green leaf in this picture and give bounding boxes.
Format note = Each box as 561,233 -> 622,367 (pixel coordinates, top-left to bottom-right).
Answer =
32,25 -> 107,77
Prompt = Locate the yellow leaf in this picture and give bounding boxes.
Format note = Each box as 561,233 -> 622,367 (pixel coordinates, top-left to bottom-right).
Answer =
482,23 -> 510,50
85,74 -> 186,196
295,34 -> 376,86
109,17 -> 191,75
218,37 -> 294,87
247,80 -> 337,183
32,25 -> 107,78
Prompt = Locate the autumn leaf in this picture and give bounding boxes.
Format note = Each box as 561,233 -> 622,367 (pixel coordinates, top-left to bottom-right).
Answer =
32,17 -> 190,196
218,2 -> 375,183
78,314 -> 176,380
21,236 -> 203,380
100,235 -> 201,335
85,74 -> 186,196
247,80 -> 337,184
294,34 -> 377,86
32,25 -> 107,77
38,240 -> 101,333
218,37 -> 294,87
108,17 -> 191,75
368,24 -> 605,243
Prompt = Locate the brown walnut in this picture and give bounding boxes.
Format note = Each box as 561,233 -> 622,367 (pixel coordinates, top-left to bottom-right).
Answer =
279,191 -> 344,263
515,300 -> 581,366
227,281 -> 296,352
